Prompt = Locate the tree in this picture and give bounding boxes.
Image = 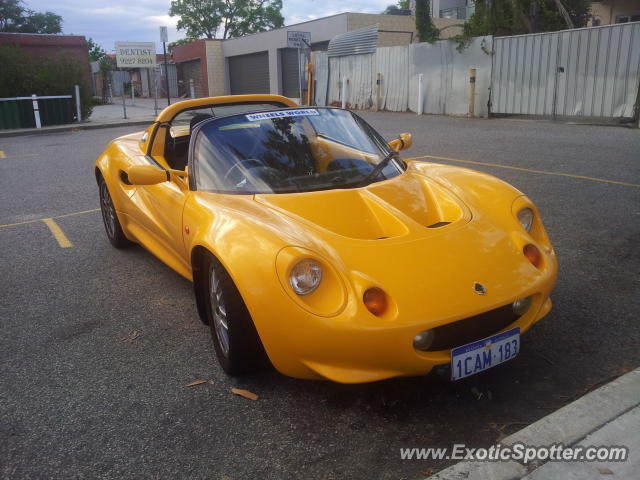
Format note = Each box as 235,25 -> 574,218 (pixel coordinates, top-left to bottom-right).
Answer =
17,11 -> 61,33
383,0 -> 410,15
87,37 -> 106,63
457,0 -> 590,41
0,0 -> 62,33
415,0 -> 439,43
168,0 -> 284,40
168,37 -> 198,54
99,55 -> 116,102
0,0 -> 23,31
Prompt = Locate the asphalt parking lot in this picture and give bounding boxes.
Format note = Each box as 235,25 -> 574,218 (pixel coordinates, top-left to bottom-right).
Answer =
1,113 -> 639,480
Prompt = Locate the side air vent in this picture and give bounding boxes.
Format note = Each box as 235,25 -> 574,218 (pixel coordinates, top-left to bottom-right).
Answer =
427,221 -> 451,229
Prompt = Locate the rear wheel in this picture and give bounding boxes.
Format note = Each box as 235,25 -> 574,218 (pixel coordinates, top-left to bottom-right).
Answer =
204,253 -> 268,375
98,177 -> 133,248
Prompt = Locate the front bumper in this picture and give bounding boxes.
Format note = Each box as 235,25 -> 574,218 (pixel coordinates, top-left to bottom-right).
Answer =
252,275 -> 556,383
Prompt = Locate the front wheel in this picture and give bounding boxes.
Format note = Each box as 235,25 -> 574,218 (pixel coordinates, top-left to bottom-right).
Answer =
204,254 -> 269,375
98,176 -> 133,248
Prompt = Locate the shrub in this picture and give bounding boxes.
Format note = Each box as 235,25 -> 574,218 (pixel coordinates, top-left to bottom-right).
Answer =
0,44 -> 93,120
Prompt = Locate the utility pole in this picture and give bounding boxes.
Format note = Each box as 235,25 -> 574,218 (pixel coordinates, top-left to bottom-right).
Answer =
160,26 -> 170,106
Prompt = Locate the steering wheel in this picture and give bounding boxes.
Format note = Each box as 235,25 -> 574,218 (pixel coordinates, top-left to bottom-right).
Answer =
222,159 -> 265,185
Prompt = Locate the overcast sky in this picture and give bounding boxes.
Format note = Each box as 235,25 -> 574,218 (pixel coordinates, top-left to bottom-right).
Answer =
26,0 -> 392,51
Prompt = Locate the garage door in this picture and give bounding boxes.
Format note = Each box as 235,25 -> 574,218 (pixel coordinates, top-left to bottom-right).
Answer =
280,48 -> 300,98
228,52 -> 270,94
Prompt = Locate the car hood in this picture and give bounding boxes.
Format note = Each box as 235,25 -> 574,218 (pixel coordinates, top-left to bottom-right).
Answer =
254,169 -> 471,241
252,166 -> 551,322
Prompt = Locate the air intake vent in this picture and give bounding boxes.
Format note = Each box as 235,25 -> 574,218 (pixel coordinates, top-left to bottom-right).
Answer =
427,305 -> 519,351
427,221 -> 451,229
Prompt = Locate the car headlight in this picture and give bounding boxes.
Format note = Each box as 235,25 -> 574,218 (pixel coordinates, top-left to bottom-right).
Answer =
517,207 -> 534,232
289,259 -> 322,295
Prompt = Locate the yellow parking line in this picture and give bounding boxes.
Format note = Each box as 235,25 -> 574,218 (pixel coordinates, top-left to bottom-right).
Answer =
412,155 -> 640,188
42,218 -> 73,248
0,208 -> 100,229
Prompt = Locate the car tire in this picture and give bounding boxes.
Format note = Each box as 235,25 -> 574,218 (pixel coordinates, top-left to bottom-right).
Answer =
203,253 -> 269,375
98,176 -> 134,249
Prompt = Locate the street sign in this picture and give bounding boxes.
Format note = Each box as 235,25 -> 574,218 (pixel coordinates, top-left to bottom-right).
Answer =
115,42 -> 156,68
287,31 -> 311,49
159,26 -> 168,43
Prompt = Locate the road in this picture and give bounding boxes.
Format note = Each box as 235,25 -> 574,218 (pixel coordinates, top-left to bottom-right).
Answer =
1,113 -> 639,479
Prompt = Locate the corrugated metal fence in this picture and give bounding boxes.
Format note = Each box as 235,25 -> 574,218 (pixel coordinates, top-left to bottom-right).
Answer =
315,39 -> 493,115
319,45 -> 410,111
314,23 -> 640,123
491,22 -> 640,120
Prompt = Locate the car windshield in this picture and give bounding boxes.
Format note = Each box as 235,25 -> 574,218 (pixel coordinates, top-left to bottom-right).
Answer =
192,107 -> 405,194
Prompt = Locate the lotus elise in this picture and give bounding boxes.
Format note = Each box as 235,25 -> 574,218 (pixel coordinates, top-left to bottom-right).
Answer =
95,95 -> 557,383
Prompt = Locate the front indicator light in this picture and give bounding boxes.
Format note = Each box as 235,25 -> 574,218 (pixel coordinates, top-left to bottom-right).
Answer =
289,259 -> 322,295
363,287 -> 387,316
517,207 -> 534,232
523,244 -> 542,268
413,330 -> 435,351
512,296 -> 532,316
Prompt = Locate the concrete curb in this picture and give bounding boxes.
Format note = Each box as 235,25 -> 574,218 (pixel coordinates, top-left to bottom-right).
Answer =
427,367 -> 640,480
0,120 -> 152,138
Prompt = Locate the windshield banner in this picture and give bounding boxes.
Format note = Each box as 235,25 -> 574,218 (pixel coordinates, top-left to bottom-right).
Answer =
246,109 -> 319,122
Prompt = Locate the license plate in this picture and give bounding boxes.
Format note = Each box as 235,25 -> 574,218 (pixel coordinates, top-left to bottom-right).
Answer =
451,327 -> 520,381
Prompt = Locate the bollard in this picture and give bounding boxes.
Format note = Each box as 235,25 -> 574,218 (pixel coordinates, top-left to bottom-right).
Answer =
341,76 -> 348,109
131,82 -> 135,105
75,84 -> 82,122
189,78 -> 195,99
417,74 -> 424,116
468,68 -> 476,117
375,73 -> 381,111
31,94 -> 42,128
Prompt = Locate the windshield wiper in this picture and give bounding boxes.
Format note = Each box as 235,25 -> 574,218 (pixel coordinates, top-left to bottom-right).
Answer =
357,151 -> 399,187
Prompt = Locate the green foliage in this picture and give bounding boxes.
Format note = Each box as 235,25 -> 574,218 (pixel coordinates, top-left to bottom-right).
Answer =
383,0 -> 410,15
0,0 -> 24,30
0,44 -> 93,119
454,0 -> 591,50
87,38 -> 106,63
169,0 -> 284,39
0,0 -> 62,33
168,37 -> 198,54
415,0 -> 439,43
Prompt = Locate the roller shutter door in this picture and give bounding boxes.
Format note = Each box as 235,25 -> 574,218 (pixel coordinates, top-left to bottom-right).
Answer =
281,48 -> 300,98
228,52 -> 270,94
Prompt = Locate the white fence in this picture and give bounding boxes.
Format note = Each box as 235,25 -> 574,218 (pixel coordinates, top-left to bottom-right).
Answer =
314,38 -> 493,116
491,22 -> 640,119
313,22 -> 640,122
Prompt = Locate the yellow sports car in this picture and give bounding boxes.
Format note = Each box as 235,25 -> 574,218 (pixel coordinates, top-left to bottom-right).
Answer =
95,95 -> 557,383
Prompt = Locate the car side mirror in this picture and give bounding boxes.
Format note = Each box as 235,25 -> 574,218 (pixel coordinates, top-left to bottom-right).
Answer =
127,165 -> 189,186
388,133 -> 412,151
127,165 -> 168,185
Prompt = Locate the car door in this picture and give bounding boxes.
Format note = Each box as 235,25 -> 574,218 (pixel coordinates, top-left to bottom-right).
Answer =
126,125 -> 192,278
